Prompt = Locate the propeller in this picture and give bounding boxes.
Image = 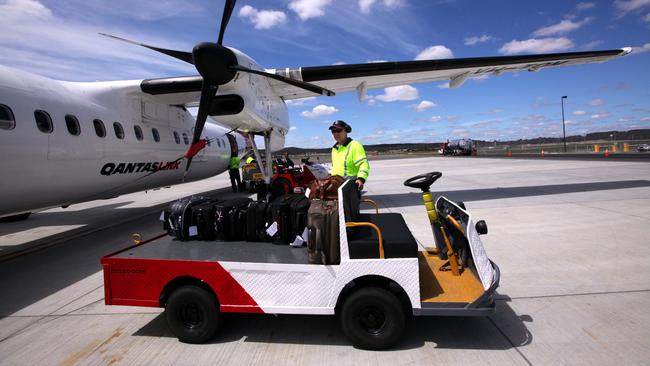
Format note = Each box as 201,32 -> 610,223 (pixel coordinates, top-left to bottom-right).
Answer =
101,0 -> 335,178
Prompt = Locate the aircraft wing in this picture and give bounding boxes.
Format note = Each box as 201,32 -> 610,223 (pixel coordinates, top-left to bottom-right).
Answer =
138,48 -> 630,104
268,48 -> 631,100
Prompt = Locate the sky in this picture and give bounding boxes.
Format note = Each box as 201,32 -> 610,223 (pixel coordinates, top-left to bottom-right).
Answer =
1,0 -> 649,148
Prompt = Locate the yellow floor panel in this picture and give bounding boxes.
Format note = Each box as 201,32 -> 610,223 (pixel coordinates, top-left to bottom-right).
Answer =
419,251 -> 485,303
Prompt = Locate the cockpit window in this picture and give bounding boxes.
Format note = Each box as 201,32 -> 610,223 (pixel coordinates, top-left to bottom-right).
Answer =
152,128 -> 160,142
0,104 -> 16,130
182,132 -> 189,145
173,131 -> 180,144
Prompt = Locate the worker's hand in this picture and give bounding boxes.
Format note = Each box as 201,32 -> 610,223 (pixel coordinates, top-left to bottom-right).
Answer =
355,179 -> 364,191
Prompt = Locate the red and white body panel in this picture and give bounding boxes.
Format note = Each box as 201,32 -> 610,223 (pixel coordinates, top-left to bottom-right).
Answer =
102,184 -> 421,315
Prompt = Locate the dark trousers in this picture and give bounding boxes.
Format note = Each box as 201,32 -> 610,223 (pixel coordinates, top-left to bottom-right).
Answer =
229,168 -> 241,192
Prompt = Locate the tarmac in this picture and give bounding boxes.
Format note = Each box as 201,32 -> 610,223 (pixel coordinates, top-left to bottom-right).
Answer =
0,155 -> 649,365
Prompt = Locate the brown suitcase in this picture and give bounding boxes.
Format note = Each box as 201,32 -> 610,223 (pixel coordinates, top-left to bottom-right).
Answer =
307,200 -> 340,264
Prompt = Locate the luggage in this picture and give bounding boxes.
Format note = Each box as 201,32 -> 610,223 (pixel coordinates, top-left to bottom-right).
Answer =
192,200 -> 222,241
164,196 -> 210,241
245,200 -> 269,242
308,175 -> 344,200
307,200 -> 340,264
288,195 -> 310,241
267,195 -> 294,244
214,197 -> 252,241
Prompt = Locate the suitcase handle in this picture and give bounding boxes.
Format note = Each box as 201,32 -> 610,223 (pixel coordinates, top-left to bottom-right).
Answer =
346,222 -> 384,259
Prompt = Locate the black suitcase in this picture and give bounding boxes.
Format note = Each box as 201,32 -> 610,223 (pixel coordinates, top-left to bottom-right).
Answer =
164,196 -> 210,241
191,199 -> 222,241
245,200 -> 268,242
214,198 -> 252,241
267,195 -> 293,244
288,195 -> 310,242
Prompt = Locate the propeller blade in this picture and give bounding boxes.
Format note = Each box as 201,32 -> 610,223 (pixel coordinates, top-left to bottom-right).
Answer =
230,65 -> 335,96
100,33 -> 193,64
218,0 -> 237,45
185,81 -> 218,174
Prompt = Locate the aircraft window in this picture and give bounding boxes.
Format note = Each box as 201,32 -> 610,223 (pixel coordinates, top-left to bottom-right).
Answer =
173,131 -> 180,144
134,125 -> 144,141
0,104 -> 15,130
65,114 -> 81,136
152,128 -> 160,142
182,132 -> 189,145
113,122 -> 125,139
93,119 -> 106,138
34,110 -> 53,133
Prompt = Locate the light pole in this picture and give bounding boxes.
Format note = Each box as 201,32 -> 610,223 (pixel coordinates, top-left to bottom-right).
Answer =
561,96 -> 568,153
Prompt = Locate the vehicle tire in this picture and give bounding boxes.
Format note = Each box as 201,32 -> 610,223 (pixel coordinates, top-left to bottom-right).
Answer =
0,212 -> 31,222
271,177 -> 291,197
340,287 -> 406,350
165,285 -> 221,344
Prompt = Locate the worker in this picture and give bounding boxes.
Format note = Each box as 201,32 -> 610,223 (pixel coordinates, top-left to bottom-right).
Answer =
329,120 -> 369,191
228,153 -> 242,192
276,152 -> 294,168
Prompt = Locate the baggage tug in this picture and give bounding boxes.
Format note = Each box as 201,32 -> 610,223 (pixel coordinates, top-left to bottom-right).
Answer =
101,173 -> 499,350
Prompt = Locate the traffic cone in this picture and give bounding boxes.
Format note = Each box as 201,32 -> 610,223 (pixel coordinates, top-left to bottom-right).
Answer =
507,150 -> 512,157
604,149 -> 609,157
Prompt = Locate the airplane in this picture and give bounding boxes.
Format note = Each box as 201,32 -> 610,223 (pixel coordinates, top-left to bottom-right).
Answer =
0,0 -> 631,221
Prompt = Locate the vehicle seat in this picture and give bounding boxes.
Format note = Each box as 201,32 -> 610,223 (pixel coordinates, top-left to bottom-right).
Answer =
347,213 -> 419,259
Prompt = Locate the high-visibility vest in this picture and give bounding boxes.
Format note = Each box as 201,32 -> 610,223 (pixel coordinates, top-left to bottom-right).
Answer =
331,138 -> 369,182
229,156 -> 240,169
245,156 -> 255,164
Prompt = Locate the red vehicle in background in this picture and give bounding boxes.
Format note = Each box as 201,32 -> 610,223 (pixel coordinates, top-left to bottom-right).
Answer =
242,156 -> 330,197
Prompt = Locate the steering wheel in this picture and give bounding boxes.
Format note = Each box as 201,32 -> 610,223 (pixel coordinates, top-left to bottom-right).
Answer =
403,172 -> 442,191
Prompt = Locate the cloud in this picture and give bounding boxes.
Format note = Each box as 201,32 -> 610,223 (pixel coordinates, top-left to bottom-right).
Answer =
532,17 -> 594,37
589,99 -> 604,106
1,0 -> 51,19
645,13 -> 650,22
301,104 -> 339,118
591,112 -> 611,119
289,0 -> 332,20
375,85 -> 419,102
367,59 -> 388,63
413,100 -> 436,112
430,116 -> 442,122
437,82 -> 450,89
415,45 -> 453,60
573,110 -> 587,115
359,0 -> 403,13
238,5 -> 287,29
290,126 -> 297,131
0,0 -> 195,81
464,35 -> 493,46
577,2 -> 596,10
285,97 -> 317,106
614,0 -> 650,14
499,37 -> 573,55
631,43 -> 650,54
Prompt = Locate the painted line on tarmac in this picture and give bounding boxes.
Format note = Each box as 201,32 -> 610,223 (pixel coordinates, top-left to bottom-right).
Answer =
495,288 -> 650,301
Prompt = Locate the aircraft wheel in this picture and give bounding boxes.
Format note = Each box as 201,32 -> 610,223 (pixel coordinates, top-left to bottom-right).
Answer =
165,285 -> 221,344
340,287 -> 405,350
0,212 -> 31,223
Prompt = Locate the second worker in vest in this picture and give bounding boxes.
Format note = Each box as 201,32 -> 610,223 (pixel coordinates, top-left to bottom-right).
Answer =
329,120 -> 369,191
